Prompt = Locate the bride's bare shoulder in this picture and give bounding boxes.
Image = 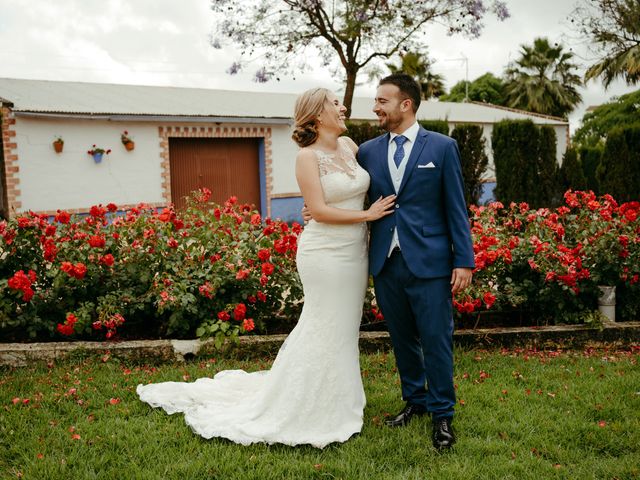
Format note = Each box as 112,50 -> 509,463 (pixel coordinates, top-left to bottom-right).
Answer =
340,136 -> 359,155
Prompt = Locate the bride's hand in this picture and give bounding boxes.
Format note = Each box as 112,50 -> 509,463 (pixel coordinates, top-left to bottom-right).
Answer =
366,195 -> 396,221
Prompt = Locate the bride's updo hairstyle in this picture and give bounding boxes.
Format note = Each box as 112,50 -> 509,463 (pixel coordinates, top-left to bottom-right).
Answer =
292,87 -> 330,147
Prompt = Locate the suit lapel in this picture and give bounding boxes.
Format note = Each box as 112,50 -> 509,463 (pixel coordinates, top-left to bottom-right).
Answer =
398,127 -> 429,195
374,133 -> 395,192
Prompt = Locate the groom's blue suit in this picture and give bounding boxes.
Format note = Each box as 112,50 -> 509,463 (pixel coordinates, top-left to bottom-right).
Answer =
358,126 -> 475,419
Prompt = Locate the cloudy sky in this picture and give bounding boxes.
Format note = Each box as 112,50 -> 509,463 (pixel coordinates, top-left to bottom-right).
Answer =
0,0 -> 636,132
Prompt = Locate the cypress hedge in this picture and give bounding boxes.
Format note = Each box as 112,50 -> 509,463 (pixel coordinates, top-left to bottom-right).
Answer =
418,120 -> 450,135
598,124 -> 640,202
450,124 -> 488,205
560,147 -> 588,192
492,120 -> 560,207
579,146 -> 603,194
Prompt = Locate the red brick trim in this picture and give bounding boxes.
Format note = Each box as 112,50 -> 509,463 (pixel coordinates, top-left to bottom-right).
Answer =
158,125 -> 273,217
31,202 -> 167,218
1,106 -> 21,217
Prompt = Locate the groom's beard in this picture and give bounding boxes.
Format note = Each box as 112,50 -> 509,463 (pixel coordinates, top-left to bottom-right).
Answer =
377,110 -> 403,133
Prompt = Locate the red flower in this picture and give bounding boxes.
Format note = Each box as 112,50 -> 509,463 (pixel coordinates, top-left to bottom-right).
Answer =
167,237 -> 178,248
100,254 -> 115,266
55,210 -> 71,224
200,188 -> 212,202
261,262 -> 275,276
107,203 -> 118,212
242,318 -> 255,332
273,239 -> 287,254
257,249 -> 271,261
233,303 -> 247,321
56,322 -> 74,336
250,213 -> 261,225
89,205 -> 107,218
213,208 -> 221,220
217,311 -> 230,322
257,291 -> 267,302
7,270 -> 36,302
483,292 -> 496,309
235,268 -> 250,280
88,235 -> 106,248
73,263 -> 87,279
17,217 -> 32,228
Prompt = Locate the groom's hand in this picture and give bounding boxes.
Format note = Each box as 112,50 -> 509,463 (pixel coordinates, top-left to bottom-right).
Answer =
451,268 -> 473,295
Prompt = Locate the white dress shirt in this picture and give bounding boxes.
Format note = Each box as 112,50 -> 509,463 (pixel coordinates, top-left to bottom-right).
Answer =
387,121 -> 420,257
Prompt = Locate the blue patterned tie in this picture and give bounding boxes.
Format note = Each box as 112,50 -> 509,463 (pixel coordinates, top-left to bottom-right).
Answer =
393,135 -> 407,167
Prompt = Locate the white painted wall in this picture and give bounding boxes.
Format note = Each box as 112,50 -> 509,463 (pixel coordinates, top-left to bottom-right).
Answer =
15,117 -> 164,211
270,124 -> 300,195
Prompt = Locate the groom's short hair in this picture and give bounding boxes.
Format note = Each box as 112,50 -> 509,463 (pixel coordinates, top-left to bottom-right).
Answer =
379,74 -> 421,113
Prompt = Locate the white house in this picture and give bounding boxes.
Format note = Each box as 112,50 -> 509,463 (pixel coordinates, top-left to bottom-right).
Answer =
0,78 -> 568,221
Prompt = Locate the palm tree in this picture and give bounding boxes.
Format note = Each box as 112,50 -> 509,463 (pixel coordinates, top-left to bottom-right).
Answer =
574,0 -> 640,88
504,38 -> 582,118
387,52 -> 446,100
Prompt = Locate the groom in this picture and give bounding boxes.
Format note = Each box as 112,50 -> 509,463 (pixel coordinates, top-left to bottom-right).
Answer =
358,74 -> 474,450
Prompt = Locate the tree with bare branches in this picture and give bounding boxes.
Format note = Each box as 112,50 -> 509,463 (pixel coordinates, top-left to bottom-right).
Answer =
210,0 -> 509,117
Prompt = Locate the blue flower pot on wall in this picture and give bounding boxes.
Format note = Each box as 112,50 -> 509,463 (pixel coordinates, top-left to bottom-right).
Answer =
93,152 -> 104,163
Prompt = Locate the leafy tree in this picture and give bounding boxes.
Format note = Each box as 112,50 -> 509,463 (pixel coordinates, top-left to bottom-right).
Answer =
572,89 -> 640,148
210,0 -> 510,117
440,72 -> 506,104
450,124 -> 489,205
386,51 -> 446,99
572,0 -> 640,87
504,37 -> 582,118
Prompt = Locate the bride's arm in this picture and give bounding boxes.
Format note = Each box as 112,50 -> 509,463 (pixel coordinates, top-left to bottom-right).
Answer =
295,149 -> 394,224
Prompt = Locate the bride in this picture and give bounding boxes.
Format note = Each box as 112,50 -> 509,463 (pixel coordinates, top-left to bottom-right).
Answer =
137,88 -> 395,448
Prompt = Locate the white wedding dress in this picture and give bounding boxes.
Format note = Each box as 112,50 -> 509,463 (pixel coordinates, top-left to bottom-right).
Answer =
137,138 -> 370,448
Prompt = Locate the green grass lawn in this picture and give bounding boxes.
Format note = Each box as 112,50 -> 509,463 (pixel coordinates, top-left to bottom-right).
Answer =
1,345 -> 639,480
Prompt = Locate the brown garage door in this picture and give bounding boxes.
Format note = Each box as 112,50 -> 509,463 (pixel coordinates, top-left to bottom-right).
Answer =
169,137 -> 261,211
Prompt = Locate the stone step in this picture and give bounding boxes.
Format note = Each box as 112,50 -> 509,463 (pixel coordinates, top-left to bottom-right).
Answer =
1,322 -> 638,367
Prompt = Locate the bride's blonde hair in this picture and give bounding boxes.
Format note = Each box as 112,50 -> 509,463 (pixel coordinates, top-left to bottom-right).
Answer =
292,87 -> 330,147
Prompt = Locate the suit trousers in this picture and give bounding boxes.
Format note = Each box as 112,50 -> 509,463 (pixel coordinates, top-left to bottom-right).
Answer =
374,249 -> 455,419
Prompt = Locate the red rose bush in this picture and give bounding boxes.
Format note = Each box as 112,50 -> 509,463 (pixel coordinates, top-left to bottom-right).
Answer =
0,189 -> 638,343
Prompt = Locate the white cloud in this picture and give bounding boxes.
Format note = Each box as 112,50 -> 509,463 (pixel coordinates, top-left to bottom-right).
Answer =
0,0 -> 636,133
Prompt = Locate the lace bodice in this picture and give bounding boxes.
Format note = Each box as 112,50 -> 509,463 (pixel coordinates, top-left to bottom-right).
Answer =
310,138 -> 370,211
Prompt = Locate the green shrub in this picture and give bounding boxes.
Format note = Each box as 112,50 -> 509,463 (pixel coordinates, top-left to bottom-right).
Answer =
560,147 -> 587,192
597,124 -> 640,202
343,121 -> 384,145
579,146 -> 603,193
450,124 -> 488,205
418,119 -> 449,135
492,120 -> 561,208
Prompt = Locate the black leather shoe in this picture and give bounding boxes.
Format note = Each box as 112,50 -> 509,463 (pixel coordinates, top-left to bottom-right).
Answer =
385,403 -> 426,427
432,417 -> 456,450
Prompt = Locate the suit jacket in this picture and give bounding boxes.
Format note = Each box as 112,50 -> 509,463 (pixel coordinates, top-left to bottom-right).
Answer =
358,127 -> 475,278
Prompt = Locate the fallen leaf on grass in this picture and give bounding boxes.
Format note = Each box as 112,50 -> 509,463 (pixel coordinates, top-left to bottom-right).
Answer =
109,398 -> 121,405
598,421 -> 606,428
71,434 -> 81,441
